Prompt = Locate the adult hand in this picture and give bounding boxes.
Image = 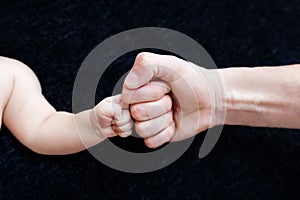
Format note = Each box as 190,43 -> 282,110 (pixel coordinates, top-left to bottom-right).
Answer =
122,52 -> 223,148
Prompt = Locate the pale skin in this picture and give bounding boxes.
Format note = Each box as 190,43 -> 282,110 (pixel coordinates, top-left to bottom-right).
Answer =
123,52 -> 300,148
1,53 -> 299,154
0,56 -> 134,155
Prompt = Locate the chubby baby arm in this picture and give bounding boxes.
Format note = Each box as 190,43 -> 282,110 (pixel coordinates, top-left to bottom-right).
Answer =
0,57 -> 132,155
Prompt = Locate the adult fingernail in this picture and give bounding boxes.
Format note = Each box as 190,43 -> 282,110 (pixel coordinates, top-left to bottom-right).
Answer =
126,71 -> 140,89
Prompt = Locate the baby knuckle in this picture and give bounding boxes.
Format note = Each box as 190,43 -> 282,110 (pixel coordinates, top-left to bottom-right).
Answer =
127,122 -> 133,130
122,123 -> 132,132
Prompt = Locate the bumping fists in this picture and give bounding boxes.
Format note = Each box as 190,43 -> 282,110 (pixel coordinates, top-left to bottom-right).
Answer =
121,52 -> 216,148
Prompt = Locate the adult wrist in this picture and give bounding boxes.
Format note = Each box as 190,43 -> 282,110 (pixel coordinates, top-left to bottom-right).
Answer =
189,64 -> 226,129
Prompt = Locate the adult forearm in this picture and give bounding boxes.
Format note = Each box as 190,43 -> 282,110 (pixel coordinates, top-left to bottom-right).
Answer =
218,64 -> 300,128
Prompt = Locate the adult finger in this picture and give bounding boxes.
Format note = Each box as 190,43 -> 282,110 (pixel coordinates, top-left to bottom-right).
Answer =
122,80 -> 170,104
144,123 -> 175,148
123,52 -> 188,90
130,95 -> 172,121
122,52 -> 194,108
135,110 -> 173,138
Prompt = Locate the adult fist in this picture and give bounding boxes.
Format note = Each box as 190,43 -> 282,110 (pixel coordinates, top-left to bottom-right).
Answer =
122,52 -> 223,148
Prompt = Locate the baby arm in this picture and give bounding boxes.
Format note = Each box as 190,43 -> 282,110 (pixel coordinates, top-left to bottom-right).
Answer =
0,57 -> 132,155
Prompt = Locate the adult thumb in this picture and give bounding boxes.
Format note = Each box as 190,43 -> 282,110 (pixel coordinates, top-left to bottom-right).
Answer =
124,52 -> 188,90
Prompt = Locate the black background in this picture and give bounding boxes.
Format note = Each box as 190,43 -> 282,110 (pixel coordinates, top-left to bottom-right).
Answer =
0,0 -> 299,199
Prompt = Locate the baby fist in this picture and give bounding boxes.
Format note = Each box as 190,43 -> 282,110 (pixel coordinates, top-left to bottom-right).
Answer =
93,94 -> 133,138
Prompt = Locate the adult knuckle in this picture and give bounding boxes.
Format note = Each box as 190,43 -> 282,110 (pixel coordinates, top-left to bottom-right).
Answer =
165,95 -> 173,110
130,106 -> 140,120
165,127 -> 175,141
144,138 -> 156,149
152,89 -> 163,100
166,111 -> 173,125
130,105 -> 147,120
136,52 -> 149,66
122,89 -> 134,104
135,121 -> 147,137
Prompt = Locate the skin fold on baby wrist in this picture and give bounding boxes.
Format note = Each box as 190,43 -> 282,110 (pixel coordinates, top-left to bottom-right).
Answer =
73,109 -> 105,148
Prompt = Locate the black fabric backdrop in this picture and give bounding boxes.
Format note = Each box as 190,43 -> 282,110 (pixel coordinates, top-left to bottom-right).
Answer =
0,0 -> 299,199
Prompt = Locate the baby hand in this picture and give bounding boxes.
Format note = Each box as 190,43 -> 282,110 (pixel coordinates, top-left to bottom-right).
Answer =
93,94 -> 133,138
